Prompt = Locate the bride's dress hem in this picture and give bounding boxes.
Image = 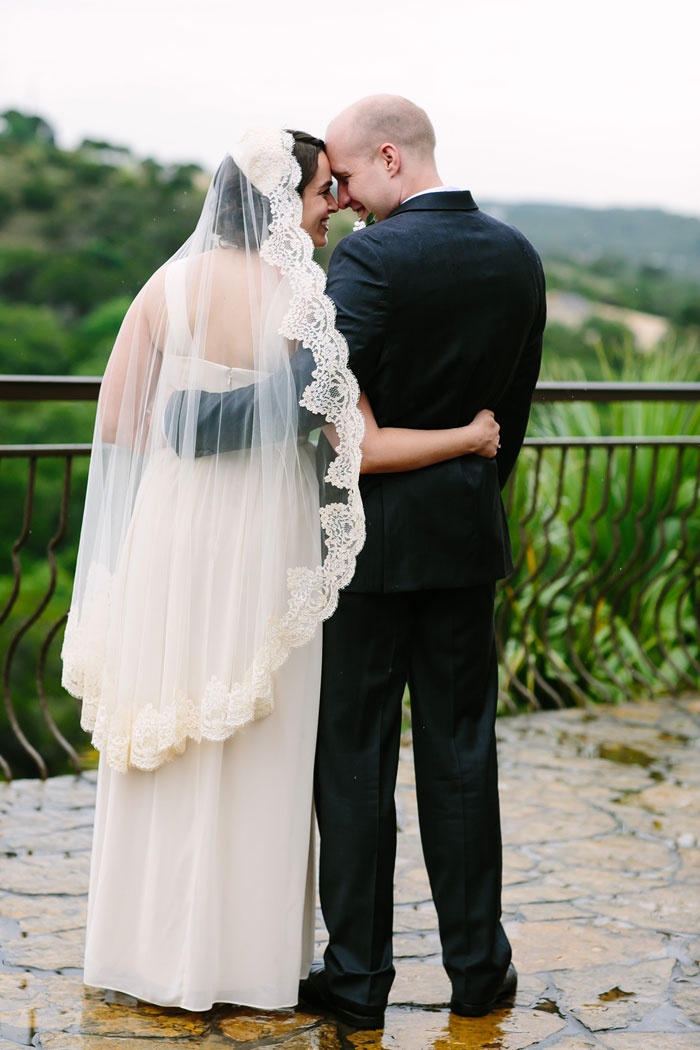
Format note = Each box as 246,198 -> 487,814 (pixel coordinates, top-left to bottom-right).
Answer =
82,971 -> 311,1013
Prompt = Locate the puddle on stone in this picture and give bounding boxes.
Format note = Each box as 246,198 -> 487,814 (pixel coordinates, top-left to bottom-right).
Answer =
598,986 -> 635,1002
534,997 -> 564,1017
104,989 -> 145,1007
597,742 -> 654,767
657,731 -> 690,744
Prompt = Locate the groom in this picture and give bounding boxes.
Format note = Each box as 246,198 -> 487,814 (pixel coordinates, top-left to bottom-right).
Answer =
171,95 -> 545,1028
298,95 -> 545,1028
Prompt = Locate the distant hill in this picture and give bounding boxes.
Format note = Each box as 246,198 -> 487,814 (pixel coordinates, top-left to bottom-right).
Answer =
482,202 -> 700,278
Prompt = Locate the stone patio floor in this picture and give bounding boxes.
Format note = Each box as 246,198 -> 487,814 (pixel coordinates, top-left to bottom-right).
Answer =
1,697 -> 699,1049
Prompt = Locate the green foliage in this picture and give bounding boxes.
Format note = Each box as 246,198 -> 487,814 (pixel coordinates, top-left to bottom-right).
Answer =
538,253 -> 700,331
540,324 -> 700,392
72,296 -> 132,375
0,248 -> 45,302
0,300 -> 73,374
0,110 -> 207,322
542,320 -> 636,380
0,110 -> 55,147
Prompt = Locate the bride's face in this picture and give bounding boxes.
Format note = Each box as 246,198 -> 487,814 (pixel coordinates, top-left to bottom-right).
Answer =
301,151 -> 339,248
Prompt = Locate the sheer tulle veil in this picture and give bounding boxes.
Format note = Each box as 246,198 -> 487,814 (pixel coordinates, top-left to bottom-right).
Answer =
61,128 -> 365,773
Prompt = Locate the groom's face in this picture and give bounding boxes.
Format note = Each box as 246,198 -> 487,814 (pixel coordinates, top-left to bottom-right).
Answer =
325,125 -> 398,222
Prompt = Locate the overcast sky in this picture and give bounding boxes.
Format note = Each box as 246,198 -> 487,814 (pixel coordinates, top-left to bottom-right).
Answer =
3,0 -> 699,217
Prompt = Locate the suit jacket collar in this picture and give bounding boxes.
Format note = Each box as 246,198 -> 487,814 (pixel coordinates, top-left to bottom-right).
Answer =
387,190 -> 478,219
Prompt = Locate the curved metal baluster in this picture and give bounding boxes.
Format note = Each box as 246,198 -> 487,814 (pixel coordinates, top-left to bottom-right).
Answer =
35,457 -> 82,773
591,446 -> 661,693
497,448 -> 544,709
671,450 -> 700,680
495,466 -> 520,713
519,447 -> 569,706
615,446 -> 685,691
0,459 -> 35,626
674,570 -> 700,680
563,445 -> 618,702
38,611 -> 81,772
538,446 -> 592,706
584,445 -> 643,696
0,751 -> 11,781
624,446 -> 700,687
1,457 -> 47,778
651,447 -> 690,678
0,462 -> 14,780
496,449 -> 539,710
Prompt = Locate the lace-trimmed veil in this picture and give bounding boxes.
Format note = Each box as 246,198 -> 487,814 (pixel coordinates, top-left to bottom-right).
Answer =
62,128 -> 365,772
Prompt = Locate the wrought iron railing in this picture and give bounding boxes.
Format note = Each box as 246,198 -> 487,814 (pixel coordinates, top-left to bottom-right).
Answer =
1,377 -> 699,779
498,436 -> 700,712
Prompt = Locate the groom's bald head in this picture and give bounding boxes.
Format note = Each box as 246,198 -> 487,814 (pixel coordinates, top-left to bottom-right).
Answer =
326,95 -> 441,221
327,94 -> 436,160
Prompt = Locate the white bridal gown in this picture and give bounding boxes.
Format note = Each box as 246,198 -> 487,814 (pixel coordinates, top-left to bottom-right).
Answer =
83,264 -> 322,1011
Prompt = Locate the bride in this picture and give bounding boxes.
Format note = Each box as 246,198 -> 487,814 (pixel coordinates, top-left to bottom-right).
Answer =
62,127 -> 500,1012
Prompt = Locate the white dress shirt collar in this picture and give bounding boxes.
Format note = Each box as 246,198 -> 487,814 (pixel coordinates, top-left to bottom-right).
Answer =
401,185 -> 460,204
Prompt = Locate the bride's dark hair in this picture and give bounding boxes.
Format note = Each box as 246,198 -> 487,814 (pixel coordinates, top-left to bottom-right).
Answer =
286,129 -> 326,194
213,130 -> 325,249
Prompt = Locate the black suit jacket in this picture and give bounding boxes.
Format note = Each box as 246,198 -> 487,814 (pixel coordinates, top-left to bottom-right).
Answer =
169,192 -> 545,593
321,191 -> 545,591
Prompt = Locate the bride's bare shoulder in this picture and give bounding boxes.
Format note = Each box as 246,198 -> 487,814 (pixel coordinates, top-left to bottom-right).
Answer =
134,261 -> 169,311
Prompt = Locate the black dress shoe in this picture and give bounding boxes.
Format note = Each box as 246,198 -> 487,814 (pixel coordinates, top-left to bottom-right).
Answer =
450,963 -> 518,1017
298,964 -> 385,1030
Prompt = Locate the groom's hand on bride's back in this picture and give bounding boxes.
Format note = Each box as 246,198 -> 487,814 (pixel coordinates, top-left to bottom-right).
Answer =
164,347 -> 323,458
164,389 -> 230,458
164,385 -> 275,458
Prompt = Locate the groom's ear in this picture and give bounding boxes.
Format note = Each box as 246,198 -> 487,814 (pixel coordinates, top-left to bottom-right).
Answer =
378,143 -> 400,176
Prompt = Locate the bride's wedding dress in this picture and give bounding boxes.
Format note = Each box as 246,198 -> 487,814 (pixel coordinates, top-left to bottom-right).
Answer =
83,262 -> 322,1010
63,130 -> 364,1012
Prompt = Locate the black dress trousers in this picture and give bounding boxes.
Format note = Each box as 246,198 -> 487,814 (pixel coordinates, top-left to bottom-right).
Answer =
314,584 -> 512,1008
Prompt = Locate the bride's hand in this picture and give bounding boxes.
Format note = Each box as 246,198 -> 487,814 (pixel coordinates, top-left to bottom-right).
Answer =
465,409 -> 500,458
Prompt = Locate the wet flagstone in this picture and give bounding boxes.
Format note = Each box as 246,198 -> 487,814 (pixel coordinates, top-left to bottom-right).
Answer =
673,980 -> 700,1025
604,1037 -> 700,1049
346,1005 -> 565,1048
0,892 -> 86,937
590,886 -> 700,934
552,958 -> 676,1030
1,698 -> 699,1048
2,927 -> 85,970
0,852 -> 91,896
217,1008 -> 323,1040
